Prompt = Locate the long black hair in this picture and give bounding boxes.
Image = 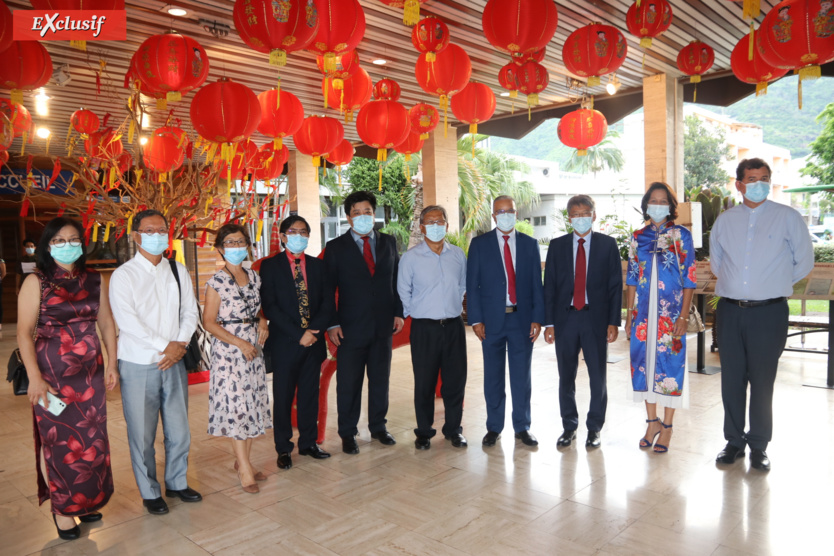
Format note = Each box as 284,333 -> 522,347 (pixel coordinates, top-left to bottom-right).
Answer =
36,217 -> 87,276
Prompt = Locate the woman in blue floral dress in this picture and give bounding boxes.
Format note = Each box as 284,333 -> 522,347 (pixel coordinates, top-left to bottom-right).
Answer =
625,183 -> 696,453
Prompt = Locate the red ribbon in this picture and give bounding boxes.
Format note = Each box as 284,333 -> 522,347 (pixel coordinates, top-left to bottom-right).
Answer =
20,198 -> 30,217
57,202 -> 66,217
48,158 -> 62,189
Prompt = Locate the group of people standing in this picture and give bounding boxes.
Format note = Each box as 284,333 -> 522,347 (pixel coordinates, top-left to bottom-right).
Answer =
16,157 -> 812,542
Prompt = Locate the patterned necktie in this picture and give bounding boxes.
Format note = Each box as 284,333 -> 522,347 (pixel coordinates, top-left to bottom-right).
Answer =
503,235 -> 517,305
362,236 -> 375,276
574,238 -> 586,310
294,258 -> 310,328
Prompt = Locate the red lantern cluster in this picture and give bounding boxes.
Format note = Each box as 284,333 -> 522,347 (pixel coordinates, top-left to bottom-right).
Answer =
482,0 -> 559,56
373,78 -> 401,101
356,100 -> 411,154
71,109 -> 100,136
757,0 -> 834,83
409,103 -> 440,139
677,40 -> 714,83
191,78 -> 261,144
307,0 -> 366,72
516,60 -> 549,109
557,108 -> 608,156
0,41 -> 53,105
85,128 -> 124,161
322,67 -> 372,121
626,0 -> 673,49
132,33 -> 210,102
730,33 -> 789,96
412,17 -> 450,61
498,63 -> 520,99
326,139 -> 355,167
253,142 -> 289,182
562,23 -> 628,87
144,126 -> 187,174
294,115 -> 345,167
233,0 -> 320,66
258,88 -> 305,149
451,82 -> 496,135
394,131 -> 424,162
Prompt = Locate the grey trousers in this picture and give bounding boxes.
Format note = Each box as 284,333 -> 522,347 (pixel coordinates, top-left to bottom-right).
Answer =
716,298 -> 788,451
119,360 -> 191,499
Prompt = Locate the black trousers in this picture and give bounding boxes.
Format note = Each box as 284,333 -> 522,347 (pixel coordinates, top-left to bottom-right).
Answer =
271,342 -> 324,453
554,309 -> 609,432
717,298 -> 788,451
410,317 -> 467,438
336,333 -> 393,438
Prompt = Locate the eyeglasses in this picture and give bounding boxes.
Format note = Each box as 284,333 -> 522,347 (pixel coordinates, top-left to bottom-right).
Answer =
424,220 -> 446,226
285,229 -> 310,237
51,239 -> 82,247
137,228 -> 167,235
494,209 -> 517,215
223,240 -> 249,247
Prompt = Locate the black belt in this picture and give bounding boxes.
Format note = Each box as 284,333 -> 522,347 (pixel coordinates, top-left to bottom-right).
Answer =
412,316 -> 462,326
568,305 -> 590,311
505,306 -> 518,313
722,297 -> 785,308
218,317 -> 257,325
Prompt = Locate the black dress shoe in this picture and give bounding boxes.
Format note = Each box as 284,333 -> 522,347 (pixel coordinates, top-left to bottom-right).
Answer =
277,452 -> 293,469
53,514 -> 81,540
415,436 -> 431,450
143,497 -> 169,515
482,431 -> 500,446
716,443 -> 745,464
165,487 -> 202,502
750,449 -> 771,471
371,430 -> 397,445
78,512 -> 102,523
515,430 -> 539,446
299,445 -> 331,459
445,433 -> 468,448
557,430 -> 577,447
342,436 -> 360,455
586,431 -> 601,448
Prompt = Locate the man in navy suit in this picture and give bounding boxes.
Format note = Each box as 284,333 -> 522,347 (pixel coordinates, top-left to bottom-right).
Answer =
324,191 -> 405,455
467,195 -> 545,447
544,195 -> 623,448
260,215 -> 334,470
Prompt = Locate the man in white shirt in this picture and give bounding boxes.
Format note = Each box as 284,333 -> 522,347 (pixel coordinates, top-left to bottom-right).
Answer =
109,210 -> 201,515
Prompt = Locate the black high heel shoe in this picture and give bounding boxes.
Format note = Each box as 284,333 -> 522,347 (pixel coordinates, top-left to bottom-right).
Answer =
53,513 -> 81,540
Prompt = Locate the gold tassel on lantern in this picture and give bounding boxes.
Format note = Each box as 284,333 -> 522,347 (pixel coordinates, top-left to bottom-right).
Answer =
377,148 -> 388,191
312,155 -> 321,167
403,0 -> 420,25
323,52 -> 336,72
324,77 -> 330,109
70,40 -> 86,51
10,89 -> 23,105
640,38 -> 653,49
426,52 -> 436,62
166,91 -> 182,102
587,76 -> 600,87
273,137 -> 282,149
742,0 -> 760,20
439,95 -> 449,137
276,80 -> 281,108
269,49 -> 287,66
156,98 -> 167,110
756,81 -> 768,96
420,132 -> 429,140
748,23 -> 755,61
577,149 -> 588,156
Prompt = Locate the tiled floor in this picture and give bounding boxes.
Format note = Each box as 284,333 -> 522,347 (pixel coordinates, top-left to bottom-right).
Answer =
1,322 -> 833,555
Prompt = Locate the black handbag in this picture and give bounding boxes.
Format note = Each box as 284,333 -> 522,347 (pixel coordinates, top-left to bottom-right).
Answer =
168,259 -> 211,372
6,349 -> 29,395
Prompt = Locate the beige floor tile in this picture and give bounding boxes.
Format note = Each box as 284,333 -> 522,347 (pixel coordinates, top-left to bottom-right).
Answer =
302,509 -> 406,556
256,490 -> 355,536
528,500 -> 633,549
186,512 -> 284,553
366,531 -> 469,556
215,532 -> 338,556
479,523 -> 598,556
470,482 -> 564,524
413,504 -> 520,553
358,487 -> 463,530
601,521 -> 720,555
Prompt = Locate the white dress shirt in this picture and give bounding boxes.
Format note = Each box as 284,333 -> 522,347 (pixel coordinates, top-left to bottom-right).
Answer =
495,227 -> 517,306
109,253 -> 199,365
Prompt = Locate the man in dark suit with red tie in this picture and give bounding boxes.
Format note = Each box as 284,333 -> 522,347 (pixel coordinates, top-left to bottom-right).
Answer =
260,215 -> 334,470
544,195 -> 623,449
466,196 -> 545,448
324,191 -> 405,455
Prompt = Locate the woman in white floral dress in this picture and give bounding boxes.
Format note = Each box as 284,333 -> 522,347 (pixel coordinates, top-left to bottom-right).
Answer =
203,224 -> 272,493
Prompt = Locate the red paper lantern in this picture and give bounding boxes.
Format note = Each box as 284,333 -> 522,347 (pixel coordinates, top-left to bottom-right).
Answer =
677,40 -> 715,83
409,103 -> 440,139
116,151 -> 133,174
0,150 -> 8,166
557,108 -> 608,156
415,43 -> 472,113
233,0 -> 319,67
373,78 -> 402,101
379,0 -> 427,26
0,100 -> 31,138
191,77 -> 261,144
516,60 -> 549,108
0,0 -> 12,54
757,0 -> 834,81
326,139 -> 355,166
730,33 -> 789,96
482,0 -> 559,55
356,99 -> 411,166
451,82 -> 496,134
71,109 -> 101,136
132,33 -> 209,102
412,17 -> 450,61
253,142 -> 289,182
85,128 -> 124,160
294,115 -> 345,167
512,47 -> 545,66
322,66 -> 372,121
216,138 -> 259,179
0,113 -> 12,152
144,126 -> 187,173
498,63 -> 520,98
257,88 -> 305,148
307,0 -> 366,72
626,0 -> 673,49
393,131 -> 424,161
0,41 -> 52,105
316,50 -> 361,79
562,23 -> 628,87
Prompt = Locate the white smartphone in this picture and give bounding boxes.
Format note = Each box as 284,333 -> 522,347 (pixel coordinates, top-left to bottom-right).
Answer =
38,392 -> 67,416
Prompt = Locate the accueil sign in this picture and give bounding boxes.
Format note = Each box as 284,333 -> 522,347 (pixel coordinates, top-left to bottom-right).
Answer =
13,9 -> 127,45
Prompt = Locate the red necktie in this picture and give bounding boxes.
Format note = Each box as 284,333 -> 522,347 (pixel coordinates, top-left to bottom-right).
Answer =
574,238 -> 586,310
503,235 -> 517,305
362,236 -> 375,276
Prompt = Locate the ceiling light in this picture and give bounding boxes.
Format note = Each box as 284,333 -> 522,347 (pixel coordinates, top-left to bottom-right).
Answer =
166,6 -> 188,17
35,88 -> 50,116
139,136 -> 148,145
372,59 -> 387,65
36,127 -> 51,139
141,113 -> 150,129
500,92 -> 511,97
606,75 -> 621,95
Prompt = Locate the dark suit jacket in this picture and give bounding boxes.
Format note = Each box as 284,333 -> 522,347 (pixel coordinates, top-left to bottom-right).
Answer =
544,232 -> 623,334
323,230 -> 404,343
466,229 -> 545,331
260,253 -> 333,358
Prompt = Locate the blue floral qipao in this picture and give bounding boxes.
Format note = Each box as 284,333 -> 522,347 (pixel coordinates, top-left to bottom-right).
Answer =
627,222 -> 696,404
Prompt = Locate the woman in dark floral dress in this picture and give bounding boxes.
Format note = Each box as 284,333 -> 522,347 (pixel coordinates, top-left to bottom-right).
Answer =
203,224 -> 271,494
17,217 -> 119,540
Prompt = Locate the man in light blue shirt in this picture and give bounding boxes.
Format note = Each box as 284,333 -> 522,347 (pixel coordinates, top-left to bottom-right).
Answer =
710,158 -> 813,472
398,205 -> 468,450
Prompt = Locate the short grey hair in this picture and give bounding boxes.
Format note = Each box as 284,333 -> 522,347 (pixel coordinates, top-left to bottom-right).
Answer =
493,195 -> 515,210
420,205 -> 448,224
566,195 -> 595,214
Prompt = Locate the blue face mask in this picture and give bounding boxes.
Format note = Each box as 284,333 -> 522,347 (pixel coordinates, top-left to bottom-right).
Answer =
51,244 -> 83,265
495,213 -> 516,232
743,180 -> 770,203
351,214 -> 375,235
25,247 -> 35,255
571,217 -> 593,235
285,234 -> 309,254
424,224 -> 447,243
646,205 -> 670,223
223,247 -> 248,265
139,233 -> 169,256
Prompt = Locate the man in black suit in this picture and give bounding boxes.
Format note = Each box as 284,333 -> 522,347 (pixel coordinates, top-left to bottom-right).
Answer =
324,191 -> 405,454
544,195 -> 622,448
261,215 -> 334,470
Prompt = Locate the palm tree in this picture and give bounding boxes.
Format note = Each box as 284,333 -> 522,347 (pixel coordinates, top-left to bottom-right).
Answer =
563,130 -> 625,178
